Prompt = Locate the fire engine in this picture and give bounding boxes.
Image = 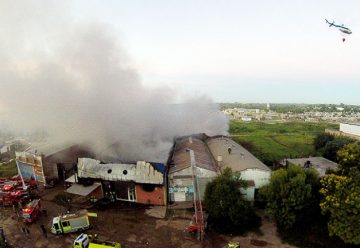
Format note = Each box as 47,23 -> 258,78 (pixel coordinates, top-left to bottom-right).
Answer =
22,199 -> 41,223
51,210 -> 97,234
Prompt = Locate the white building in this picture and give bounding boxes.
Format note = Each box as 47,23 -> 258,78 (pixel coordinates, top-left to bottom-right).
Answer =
206,136 -> 271,201
340,123 -> 360,138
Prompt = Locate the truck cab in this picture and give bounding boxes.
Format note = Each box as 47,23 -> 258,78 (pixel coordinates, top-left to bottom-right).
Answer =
73,233 -> 121,248
22,199 -> 41,223
73,233 -> 89,248
51,217 -> 62,234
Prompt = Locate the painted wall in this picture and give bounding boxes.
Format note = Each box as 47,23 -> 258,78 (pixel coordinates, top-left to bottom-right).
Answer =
135,184 -> 166,205
168,167 -> 218,202
240,169 -> 271,189
240,186 -> 255,202
15,152 -> 46,186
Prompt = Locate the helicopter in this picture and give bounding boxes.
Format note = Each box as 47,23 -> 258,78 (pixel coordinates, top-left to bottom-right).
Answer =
325,19 -> 352,42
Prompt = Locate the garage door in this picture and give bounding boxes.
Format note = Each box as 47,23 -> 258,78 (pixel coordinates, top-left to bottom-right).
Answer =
174,192 -> 186,201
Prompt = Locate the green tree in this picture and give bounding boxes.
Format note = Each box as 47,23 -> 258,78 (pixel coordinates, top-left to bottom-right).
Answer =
313,132 -> 335,150
260,165 -> 320,230
320,169 -> 360,245
337,143 -> 360,174
204,168 -> 260,234
323,137 -> 353,162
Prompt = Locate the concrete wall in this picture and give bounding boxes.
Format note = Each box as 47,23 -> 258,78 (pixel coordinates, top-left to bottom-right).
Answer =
240,169 -> 271,189
135,184 -> 166,205
240,186 -> 256,202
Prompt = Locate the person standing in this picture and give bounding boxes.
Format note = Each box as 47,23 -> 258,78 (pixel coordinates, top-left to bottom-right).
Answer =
40,224 -> 47,238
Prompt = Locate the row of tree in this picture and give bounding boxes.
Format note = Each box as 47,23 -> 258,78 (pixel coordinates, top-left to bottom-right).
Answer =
204,134 -> 360,246
260,164 -> 360,246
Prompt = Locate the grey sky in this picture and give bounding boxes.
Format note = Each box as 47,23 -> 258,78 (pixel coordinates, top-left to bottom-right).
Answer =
67,0 -> 360,104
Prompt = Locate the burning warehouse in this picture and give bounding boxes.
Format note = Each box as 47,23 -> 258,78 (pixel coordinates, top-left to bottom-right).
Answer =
68,158 -> 167,206
15,143 -> 94,187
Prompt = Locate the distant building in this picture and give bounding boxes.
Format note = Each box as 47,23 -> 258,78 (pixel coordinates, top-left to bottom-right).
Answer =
339,123 -> 360,139
241,117 -> 252,122
0,144 -> 10,154
284,157 -> 339,176
206,136 -> 271,201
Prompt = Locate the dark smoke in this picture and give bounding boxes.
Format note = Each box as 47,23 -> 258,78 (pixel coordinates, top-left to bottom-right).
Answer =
0,2 -> 228,162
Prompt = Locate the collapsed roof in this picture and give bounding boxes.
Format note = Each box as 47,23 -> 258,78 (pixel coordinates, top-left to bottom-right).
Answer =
77,158 -> 165,185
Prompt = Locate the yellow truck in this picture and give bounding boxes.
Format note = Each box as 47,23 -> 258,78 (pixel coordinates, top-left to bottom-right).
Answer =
51,210 -> 93,234
73,233 -> 121,248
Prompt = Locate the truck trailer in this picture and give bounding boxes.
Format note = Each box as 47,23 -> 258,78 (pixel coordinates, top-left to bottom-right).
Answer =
51,210 -> 91,234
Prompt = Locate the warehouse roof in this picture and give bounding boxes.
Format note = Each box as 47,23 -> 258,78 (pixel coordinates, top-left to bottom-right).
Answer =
285,157 -> 338,176
206,136 -> 270,172
169,136 -> 217,174
66,183 -> 101,196
25,142 -> 76,157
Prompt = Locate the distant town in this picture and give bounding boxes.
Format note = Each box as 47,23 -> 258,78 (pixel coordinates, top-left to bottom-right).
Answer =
220,103 -> 360,123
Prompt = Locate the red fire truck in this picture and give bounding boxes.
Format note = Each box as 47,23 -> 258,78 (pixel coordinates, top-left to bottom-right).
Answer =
22,199 -> 41,223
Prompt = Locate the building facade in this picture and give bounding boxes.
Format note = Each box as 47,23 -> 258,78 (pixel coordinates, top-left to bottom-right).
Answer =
168,135 -> 218,203
75,158 -> 167,205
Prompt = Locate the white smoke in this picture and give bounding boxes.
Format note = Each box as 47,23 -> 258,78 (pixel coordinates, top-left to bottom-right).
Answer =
0,1 -> 228,162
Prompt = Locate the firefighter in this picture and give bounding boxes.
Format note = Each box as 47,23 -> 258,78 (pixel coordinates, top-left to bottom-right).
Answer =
40,224 -> 47,238
110,191 -> 116,202
89,195 -> 96,203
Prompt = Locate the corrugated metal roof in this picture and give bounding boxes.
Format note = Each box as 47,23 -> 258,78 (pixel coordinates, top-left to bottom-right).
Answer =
25,142 -> 77,157
169,136 -> 218,174
77,158 -> 164,184
206,136 -> 270,172
66,183 -> 101,196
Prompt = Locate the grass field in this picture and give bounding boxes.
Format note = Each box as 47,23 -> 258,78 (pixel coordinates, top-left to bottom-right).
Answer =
0,160 -> 18,178
229,121 -> 339,166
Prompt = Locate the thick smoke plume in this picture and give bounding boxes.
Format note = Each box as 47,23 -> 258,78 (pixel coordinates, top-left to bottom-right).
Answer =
0,2 -> 228,162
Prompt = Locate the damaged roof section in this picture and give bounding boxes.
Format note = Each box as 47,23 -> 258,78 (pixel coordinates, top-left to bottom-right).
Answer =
77,158 -> 165,185
169,136 -> 217,174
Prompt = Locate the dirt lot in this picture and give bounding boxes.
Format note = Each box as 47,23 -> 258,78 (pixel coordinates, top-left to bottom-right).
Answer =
0,186 -> 295,248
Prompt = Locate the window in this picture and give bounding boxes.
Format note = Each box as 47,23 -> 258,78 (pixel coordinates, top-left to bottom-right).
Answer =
62,221 -> 70,227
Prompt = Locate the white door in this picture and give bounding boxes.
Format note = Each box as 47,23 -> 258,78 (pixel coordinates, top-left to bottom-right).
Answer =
174,192 -> 186,201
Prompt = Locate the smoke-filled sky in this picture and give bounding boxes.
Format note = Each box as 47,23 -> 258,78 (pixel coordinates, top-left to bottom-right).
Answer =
0,1 -> 228,162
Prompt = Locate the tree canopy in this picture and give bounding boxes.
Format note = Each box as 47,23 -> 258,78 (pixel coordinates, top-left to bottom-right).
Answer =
323,137 -> 353,162
337,142 -> 360,174
260,165 -> 320,230
204,168 -> 260,234
313,132 -> 335,150
320,169 -> 360,245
